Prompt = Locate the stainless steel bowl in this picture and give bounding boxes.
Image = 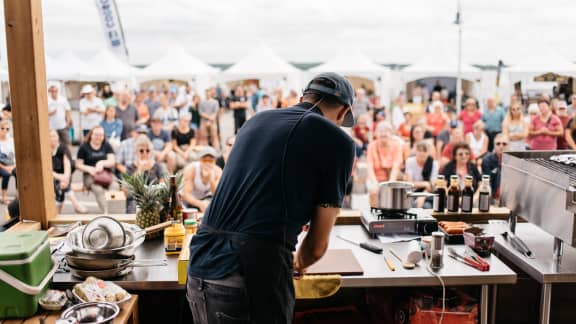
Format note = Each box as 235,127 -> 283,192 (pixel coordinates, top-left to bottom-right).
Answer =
67,223 -> 145,257
82,216 -> 126,250
61,302 -> 119,324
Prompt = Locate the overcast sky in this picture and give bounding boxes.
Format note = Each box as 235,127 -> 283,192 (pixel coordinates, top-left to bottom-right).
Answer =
1,0 -> 575,66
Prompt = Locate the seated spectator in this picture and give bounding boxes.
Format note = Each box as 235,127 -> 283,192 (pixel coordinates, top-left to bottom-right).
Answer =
0,120 -> 16,204
153,93 -> 179,131
466,120 -> 488,158
556,101 -> 571,149
367,122 -> 404,206
100,105 -> 123,149
502,102 -> 529,151
482,134 -> 509,205
442,142 -> 481,192
172,113 -> 197,171
566,114 -> 576,150
148,117 -> 175,174
404,124 -> 435,160
134,91 -> 150,125
397,110 -> 413,140
76,126 -> 115,213
404,141 -> 438,208
459,98 -> 482,135
216,136 -> 235,170
125,135 -> 167,212
182,146 -> 222,212
352,114 -> 371,157
529,98 -> 563,150
116,125 -> 150,176
440,127 -> 473,169
115,91 -> 139,140
198,88 -> 220,149
426,100 -> 449,137
436,119 -> 458,157
50,129 -> 86,214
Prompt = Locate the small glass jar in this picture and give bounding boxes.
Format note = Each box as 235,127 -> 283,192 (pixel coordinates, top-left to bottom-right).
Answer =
430,231 -> 445,271
184,218 -> 198,235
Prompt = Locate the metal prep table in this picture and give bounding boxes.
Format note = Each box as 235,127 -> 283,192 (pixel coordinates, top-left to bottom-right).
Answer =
485,222 -> 576,324
330,226 -> 517,324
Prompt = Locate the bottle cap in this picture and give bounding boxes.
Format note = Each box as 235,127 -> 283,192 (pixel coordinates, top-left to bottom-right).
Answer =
465,175 -> 473,180
482,175 -> 490,180
437,175 -> 445,180
450,175 -> 458,180
184,219 -> 196,225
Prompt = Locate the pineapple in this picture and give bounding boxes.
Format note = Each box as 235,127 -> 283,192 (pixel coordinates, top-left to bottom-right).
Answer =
120,173 -> 163,239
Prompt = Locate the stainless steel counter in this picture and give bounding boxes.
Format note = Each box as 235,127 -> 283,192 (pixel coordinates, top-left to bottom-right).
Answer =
330,226 -> 517,288
52,239 -> 181,291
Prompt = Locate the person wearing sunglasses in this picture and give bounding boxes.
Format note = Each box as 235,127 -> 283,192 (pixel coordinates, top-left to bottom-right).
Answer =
182,146 -> 222,213
126,135 -> 165,183
442,142 -> 482,192
0,120 -> 16,204
482,134 -> 510,205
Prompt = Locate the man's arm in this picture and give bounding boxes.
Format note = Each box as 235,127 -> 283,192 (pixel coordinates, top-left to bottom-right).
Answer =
294,206 -> 339,273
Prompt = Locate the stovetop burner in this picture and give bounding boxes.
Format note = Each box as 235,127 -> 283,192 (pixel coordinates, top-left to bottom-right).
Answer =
370,208 -> 417,220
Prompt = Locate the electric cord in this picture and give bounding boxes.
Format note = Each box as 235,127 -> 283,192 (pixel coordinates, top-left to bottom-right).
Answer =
424,249 -> 445,324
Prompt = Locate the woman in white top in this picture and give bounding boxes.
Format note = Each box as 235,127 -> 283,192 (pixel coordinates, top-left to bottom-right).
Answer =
404,141 -> 438,208
182,146 -> 223,212
502,102 -> 530,151
466,120 -> 488,158
0,120 -> 15,204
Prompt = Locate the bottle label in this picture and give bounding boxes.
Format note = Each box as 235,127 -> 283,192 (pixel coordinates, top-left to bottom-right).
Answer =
462,196 -> 472,212
447,196 -> 455,211
479,193 -> 490,212
433,196 -> 439,211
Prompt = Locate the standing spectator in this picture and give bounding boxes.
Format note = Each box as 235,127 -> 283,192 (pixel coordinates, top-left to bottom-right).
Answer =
101,84 -> 117,107
79,84 -> 105,137
134,91 -> 150,125
76,126 -> 115,213
367,122 -> 403,206
153,93 -> 179,131
351,88 -> 372,121
198,88 -> 220,149
272,88 -> 284,109
282,90 -> 300,108
351,114 -> 371,157
172,113 -> 197,171
502,102 -> 529,151
426,100 -> 448,137
566,113 -> 576,150
391,94 -> 407,129
529,99 -> 563,150
47,82 -> 71,147
482,96 -> 506,151
148,117 -> 175,174
459,98 -> 482,135
556,100 -> 571,149
229,86 -> 249,134
100,105 -> 123,150
0,120 -> 16,204
256,94 -> 273,112
568,94 -> 576,117
144,87 -> 160,118
466,120 -> 488,158
182,146 -> 222,212
115,91 -> 139,140
482,134 -> 509,205
405,141 -> 438,208
189,93 -> 202,130
50,129 -> 71,213
442,142 -> 482,191
426,91 -> 441,113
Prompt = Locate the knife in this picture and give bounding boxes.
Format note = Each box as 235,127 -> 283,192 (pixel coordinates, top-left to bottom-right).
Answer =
336,235 -> 383,254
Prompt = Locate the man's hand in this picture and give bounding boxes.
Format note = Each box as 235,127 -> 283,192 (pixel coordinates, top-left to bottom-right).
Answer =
293,252 -> 307,279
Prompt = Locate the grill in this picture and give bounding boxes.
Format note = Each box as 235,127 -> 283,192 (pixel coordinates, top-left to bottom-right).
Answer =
501,151 -> 576,257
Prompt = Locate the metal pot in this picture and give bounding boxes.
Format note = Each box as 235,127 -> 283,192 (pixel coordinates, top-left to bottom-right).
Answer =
377,181 -> 435,210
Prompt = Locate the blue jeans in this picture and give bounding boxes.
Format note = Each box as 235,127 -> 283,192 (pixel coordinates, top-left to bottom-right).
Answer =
187,275 -> 252,324
0,167 -> 16,190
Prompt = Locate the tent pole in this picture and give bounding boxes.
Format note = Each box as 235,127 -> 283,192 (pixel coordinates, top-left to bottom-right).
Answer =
456,0 -> 463,115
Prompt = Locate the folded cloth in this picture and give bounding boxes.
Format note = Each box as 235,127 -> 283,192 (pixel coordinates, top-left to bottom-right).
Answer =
294,274 -> 342,300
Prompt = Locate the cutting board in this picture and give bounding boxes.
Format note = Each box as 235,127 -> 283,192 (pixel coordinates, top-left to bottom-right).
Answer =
306,249 -> 363,276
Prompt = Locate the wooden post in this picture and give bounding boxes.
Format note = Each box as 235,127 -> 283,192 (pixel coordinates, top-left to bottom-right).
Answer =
4,0 -> 55,228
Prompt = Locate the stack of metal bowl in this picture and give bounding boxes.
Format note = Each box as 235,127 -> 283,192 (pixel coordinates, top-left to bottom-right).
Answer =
65,216 -> 147,279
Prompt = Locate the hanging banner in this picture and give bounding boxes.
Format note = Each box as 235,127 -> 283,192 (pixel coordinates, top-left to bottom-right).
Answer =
94,0 -> 129,60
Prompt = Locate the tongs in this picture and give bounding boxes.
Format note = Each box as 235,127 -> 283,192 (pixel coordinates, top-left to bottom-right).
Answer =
448,247 -> 490,271
502,231 -> 534,258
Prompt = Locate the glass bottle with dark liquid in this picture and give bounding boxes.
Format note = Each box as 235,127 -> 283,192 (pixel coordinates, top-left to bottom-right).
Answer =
447,175 -> 460,212
478,175 -> 491,212
461,175 -> 474,213
433,175 -> 447,212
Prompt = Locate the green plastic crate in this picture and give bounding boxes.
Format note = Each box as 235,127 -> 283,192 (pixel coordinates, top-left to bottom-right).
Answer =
0,231 -> 55,319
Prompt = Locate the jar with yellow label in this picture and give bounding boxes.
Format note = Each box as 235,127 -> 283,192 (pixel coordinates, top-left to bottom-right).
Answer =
164,222 -> 185,255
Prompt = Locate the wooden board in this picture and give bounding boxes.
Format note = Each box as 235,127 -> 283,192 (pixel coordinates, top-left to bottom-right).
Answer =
306,249 -> 364,276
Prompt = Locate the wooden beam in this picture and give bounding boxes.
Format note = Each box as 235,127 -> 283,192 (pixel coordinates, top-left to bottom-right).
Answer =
4,0 -> 55,229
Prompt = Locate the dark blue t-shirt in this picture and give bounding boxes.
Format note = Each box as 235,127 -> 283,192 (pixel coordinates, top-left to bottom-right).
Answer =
188,102 -> 355,279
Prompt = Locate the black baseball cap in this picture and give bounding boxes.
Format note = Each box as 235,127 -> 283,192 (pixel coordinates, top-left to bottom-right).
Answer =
303,72 -> 355,127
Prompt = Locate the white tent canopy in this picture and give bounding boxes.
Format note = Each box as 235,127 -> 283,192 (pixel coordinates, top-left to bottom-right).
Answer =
507,50 -> 576,83
223,44 -> 300,80
138,46 -> 219,82
86,49 -> 135,81
402,58 -> 481,81
46,51 -> 96,81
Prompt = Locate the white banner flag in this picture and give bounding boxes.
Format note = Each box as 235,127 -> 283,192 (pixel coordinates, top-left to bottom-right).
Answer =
94,0 -> 129,60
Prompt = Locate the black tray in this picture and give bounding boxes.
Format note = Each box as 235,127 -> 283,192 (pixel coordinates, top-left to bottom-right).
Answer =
439,226 -> 464,244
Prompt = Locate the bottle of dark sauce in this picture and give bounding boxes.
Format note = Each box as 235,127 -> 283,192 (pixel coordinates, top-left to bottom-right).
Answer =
447,175 -> 460,212
433,175 -> 447,212
461,175 -> 474,213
